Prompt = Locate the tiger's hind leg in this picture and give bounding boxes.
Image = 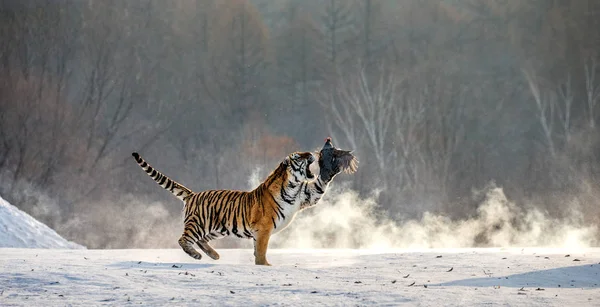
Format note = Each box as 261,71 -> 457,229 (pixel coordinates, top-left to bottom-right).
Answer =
197,240 -> 220,260
178,235 -> 203,260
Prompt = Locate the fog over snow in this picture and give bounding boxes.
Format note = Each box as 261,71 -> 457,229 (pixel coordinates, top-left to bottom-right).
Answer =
0,195 -> 84,249
271,184 -> 599,250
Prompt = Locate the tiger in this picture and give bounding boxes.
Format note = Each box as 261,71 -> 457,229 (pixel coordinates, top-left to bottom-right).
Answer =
131,151 -> 339,265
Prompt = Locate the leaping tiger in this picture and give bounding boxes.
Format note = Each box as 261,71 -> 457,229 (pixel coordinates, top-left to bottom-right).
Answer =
131,151 -> 339,265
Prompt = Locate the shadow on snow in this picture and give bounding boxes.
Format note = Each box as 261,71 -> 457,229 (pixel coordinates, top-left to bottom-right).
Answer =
108,261 -> 216,270
436,264 -> 600,289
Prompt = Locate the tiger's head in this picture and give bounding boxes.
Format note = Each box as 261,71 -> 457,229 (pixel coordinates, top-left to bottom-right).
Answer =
283,151 -> 316,182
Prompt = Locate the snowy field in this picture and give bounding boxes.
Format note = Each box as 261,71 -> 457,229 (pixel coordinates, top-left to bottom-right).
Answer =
1,247 -> 599,306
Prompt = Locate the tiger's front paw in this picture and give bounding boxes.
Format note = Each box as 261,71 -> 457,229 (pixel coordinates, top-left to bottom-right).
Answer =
255,262 -> 272,266
255,257 -> 272,266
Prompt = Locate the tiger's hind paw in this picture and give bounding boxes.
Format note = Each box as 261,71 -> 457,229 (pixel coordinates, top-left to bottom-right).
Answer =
179,236 -> 203,260
197,240 -> 220,260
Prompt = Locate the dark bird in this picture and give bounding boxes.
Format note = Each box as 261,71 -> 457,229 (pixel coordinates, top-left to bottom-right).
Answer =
317,137 -> 358,183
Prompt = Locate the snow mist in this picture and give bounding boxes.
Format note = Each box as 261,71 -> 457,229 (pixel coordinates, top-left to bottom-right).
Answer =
249,169 -> 599,250
16,164 -> 598,250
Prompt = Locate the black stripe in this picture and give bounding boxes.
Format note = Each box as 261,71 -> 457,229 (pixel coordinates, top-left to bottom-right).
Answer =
186,225 -> 200,240
238,195 -> 246,224
205,191 -> 221,211
315,181 -> 324,194
186,193 -> 200,214
221,191 -> 235,208
205,191 -> 217,204
273,207 -> 281,219
290,161 -> 300,171
303,183 -> 311,202
210,190 -> 224,204
210,193 -> 222,220
275,203 -> 283,211
232,214 -> 238,236
234,205 -> 245,238
279,210 -> 286,220
213,192 -> 229,220
206,204 -> 214,231
275,203 -> 284,218
272,217 -> 277,229
182,232 -> 195,242
239,200 -> 248,229
206,200 -> 213,224
194,223 -> 204,238
290,185 -> 301,199
280,186 -> 294,203
213,197 -> 223,221
225,202 -> 233,222
191,194 -> 200,212
266,191 -> 279,214
197,198 -> 206,223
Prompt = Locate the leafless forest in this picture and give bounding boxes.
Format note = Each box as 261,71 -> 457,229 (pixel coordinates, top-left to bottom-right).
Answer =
1,0 -> 600,248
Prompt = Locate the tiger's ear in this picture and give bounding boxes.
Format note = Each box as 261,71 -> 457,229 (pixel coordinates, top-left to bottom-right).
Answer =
283,153 -> 299,167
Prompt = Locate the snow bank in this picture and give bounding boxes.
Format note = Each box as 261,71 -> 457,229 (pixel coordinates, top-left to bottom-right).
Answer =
0,195 -> 84,249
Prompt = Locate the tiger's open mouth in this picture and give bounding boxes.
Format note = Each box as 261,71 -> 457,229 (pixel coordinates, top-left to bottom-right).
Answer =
306,160 -> 315,179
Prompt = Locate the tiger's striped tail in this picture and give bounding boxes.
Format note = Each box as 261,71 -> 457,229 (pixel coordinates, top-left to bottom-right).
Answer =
132,152 -> 192,202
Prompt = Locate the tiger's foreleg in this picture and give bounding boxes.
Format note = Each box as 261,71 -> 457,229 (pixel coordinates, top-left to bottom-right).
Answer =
197,240 -> 220,260
253,228 -> 273,266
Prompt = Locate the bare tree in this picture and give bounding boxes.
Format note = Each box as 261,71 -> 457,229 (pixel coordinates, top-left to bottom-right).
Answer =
274,8 -> 325,132
422,76 -> 469,201
352,0 -> 390,66
391,84 -> 426,193
192,0 -> 272,188
583,56 -> 600,129
0,1 -> 77,199
321,0 -> 355,70
523,68 -> 556,157
319,61 -> 398,175
556,73 -> 573,145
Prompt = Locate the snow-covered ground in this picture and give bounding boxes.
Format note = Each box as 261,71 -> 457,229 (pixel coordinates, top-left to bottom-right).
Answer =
2,192 -> 599,306
0,196 -> 83,249
1,248 -> 599,306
